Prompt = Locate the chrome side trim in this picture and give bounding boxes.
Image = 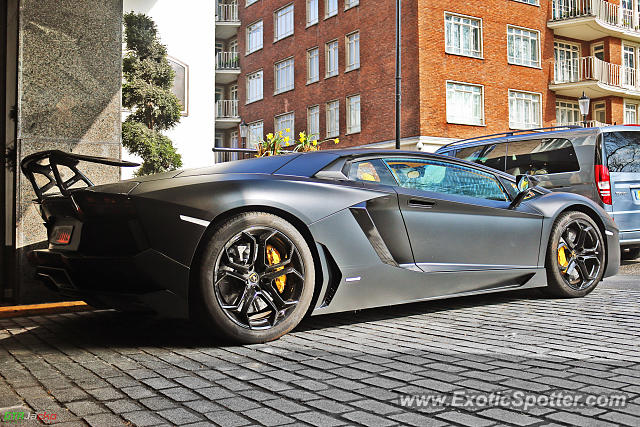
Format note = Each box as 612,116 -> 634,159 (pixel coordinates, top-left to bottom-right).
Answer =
345,276 -> 361,282
179,215 -> 210,227
611,210 -> 640,215
417,263 -> 538,273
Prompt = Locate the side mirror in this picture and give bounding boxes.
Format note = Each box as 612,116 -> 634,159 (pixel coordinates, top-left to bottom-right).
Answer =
509,174 -> 539,210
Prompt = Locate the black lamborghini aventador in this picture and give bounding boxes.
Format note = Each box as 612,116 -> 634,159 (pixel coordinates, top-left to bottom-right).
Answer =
22,149 -> 619,343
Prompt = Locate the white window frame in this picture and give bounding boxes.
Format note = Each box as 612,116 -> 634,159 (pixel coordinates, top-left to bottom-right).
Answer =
326,100 -> 340,137
274,3 -> 294,42
555,100 -> 581,126
345,31 -> 360,72
445,81 -> 485,126
346,94 -> 361,134
246,0 -> 259,6
307,47 -> 319,83
625,100 -> 639,124
507,25 -> 541,68
593,101 -> 607,124
307,105 -> 320,140
274,57 -> 294,95
511,0 -> 539,5
275,112 -> 295,143
326,40 -> 339,78
326,0 -> 338,18
247,120 -> 264,148
345,0 -> 360,10
444,12 -> 483,59
508,89 -> 542,129
246,69 -> 263,104
246,20 -> 263,54
307,0 -> 318,26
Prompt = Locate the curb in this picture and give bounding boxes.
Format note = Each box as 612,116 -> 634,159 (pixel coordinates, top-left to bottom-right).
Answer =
0,301 -> 91,319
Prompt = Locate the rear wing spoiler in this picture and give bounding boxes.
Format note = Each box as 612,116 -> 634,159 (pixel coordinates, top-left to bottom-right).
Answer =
20,150 -> 138,202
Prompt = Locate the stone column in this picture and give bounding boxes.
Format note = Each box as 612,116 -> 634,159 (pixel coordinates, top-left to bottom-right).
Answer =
15,0 -> 123,302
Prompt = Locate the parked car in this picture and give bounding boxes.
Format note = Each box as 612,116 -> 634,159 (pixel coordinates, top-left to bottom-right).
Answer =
436,125 -> 640,260
22,149 -> 618,343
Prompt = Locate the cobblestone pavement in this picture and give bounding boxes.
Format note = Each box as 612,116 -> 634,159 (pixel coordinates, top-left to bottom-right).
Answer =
1,279 -> 639,427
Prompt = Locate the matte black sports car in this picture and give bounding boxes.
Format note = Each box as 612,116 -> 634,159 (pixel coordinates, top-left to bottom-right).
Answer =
22,149 -> 619,343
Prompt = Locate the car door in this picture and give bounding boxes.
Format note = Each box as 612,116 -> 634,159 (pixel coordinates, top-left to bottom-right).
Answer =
383,156 -> 544,293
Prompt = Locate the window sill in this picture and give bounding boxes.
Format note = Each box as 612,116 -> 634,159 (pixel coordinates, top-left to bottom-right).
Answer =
507,61 -> 542,70
274,33 -> 294,43
274,88 -> 295,96
445,51 -> 483,60
306,21 -> 318,28
306,79 -> 319,85
245,47 -> 263,56
346,129 -> 361,135
326,135 -> 340,139
325,73 -> 339,80
446,120 -> 486,127
510,0 -> 540,6
509,124 -> 541,130
324,12 -> 338,20
245,98 -> 263,105
345,66 -> 360,74
345,2 -> 359,11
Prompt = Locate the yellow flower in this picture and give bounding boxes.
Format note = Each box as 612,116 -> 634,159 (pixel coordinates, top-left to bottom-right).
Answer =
283,136 -> 290,143
334,138 -> 340,144
266,133 -> 274,140
312,140 -> 318,146
279,131 -> 283,137
286,128 -> 291,133
299,132 -> 305,138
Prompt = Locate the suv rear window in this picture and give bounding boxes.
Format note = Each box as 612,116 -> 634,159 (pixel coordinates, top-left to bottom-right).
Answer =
604,131 -> 640,172
456,143 -> 507,171
505,138 -> 579,175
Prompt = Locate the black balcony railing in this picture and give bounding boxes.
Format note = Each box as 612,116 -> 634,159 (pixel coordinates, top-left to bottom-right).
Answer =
212,147 -> 257,163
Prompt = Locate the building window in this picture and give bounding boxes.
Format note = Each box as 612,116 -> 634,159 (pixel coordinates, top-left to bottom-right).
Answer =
231,131 -> 239,149
511,0 -> 538,5
347,95 -> 361,134
246,20 -> 263,54
625,102 -> 639,124
247,0 -> 259,6
326,40 -> 339,77
326,100 -> 339,137
248,121 -> 264,148
444,13 -> 482,58
509,90 -> 541,129
345,0 -> 359,9
446,81 -> 484,126
275,4 -> 294,41
554,41 -> 580,82
246,70 -> 263,103
275,112 -> 295,143
326,0 -> 338,18
593,102 -> 606,124
507,26 -> 540,68
307,0 -> 318,25
556,100 -> 580,126
274,58 -> 294,94
307,105 -> 320,140
307,47 -> 319,83
346,32 -> 360,71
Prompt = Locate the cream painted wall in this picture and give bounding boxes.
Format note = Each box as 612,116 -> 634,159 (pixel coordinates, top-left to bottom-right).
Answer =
122,0 -> 216,177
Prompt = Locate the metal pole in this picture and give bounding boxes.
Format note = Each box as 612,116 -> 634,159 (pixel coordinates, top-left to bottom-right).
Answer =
395,0 -> 401,150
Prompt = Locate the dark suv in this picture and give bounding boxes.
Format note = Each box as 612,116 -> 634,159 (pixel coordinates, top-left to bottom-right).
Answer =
436,125 -> 640,260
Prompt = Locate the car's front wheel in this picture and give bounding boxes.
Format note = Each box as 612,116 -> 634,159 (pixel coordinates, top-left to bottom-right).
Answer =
544,211 -> 605,298
195,212 -> 315,344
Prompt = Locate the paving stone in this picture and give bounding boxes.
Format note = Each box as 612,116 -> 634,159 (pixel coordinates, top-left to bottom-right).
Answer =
342,410 -> 397,427
121,410 -> 166,427
390,412 -> 448,427
64,400 -> 108,417
120,385 -> 157,399
104,398 -> 143,414
157,407 -> 204,425
479,408 -> 541,426
436,410 -> 495,427
292,411 -> 346,426
243,407 -> 294,426
83,412 -> 126,426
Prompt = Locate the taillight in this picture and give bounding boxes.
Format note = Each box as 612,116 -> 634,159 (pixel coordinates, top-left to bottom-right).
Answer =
72,192 -> 137,217
594,164 -> 612,205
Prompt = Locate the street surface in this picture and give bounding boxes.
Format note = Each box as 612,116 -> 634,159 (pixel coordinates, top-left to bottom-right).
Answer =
0,261 -> 639,426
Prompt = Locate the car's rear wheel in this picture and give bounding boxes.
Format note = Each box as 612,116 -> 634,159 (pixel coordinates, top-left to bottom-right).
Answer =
196,212 -> 315,344
544,211 -> 605,298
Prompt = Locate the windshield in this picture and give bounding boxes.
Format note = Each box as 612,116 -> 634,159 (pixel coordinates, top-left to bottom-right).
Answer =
604,131 -> 640,172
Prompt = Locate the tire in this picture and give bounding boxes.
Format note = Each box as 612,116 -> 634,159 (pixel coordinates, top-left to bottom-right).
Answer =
621,247 -> 640,261
195,212 -> 315,344
544,211 -> 606,298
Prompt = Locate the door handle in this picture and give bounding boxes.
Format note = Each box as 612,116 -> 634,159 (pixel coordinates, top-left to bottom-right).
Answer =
408,199 -> 436,208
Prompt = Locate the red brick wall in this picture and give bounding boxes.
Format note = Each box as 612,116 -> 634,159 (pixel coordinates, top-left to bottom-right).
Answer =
238,0 -> 420,148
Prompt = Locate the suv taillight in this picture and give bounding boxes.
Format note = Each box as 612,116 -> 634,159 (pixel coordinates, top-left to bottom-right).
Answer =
594,164 -> 612,205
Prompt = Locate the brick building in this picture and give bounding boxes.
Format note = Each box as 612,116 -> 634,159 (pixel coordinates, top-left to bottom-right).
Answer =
213,0 -> 640,152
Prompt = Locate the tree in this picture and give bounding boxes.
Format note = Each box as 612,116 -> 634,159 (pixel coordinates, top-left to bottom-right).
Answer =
122,12 -> 182,175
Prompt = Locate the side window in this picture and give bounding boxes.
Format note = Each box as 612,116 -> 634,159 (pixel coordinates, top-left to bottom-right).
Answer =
456,143 -> 507,171
506,138 -> 580,175
384,158 -> 509,202
347,159 -> 397,186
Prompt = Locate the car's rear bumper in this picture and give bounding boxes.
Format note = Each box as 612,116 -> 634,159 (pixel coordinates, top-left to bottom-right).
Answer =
619,230 -> 640,247
28,249 -> 190,318
605,229 -> 620,278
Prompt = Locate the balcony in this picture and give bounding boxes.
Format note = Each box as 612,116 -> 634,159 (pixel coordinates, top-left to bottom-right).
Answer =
216,3 -> 240,39
550,56 -> 640,99
215,100 -> 240,129
556,120 -> 612,127
549,0 -> 640,41
216,52 -> 240,84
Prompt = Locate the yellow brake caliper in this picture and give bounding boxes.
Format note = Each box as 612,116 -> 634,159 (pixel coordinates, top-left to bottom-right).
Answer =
557,245 -> 569,272
266,245 -> 286,293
